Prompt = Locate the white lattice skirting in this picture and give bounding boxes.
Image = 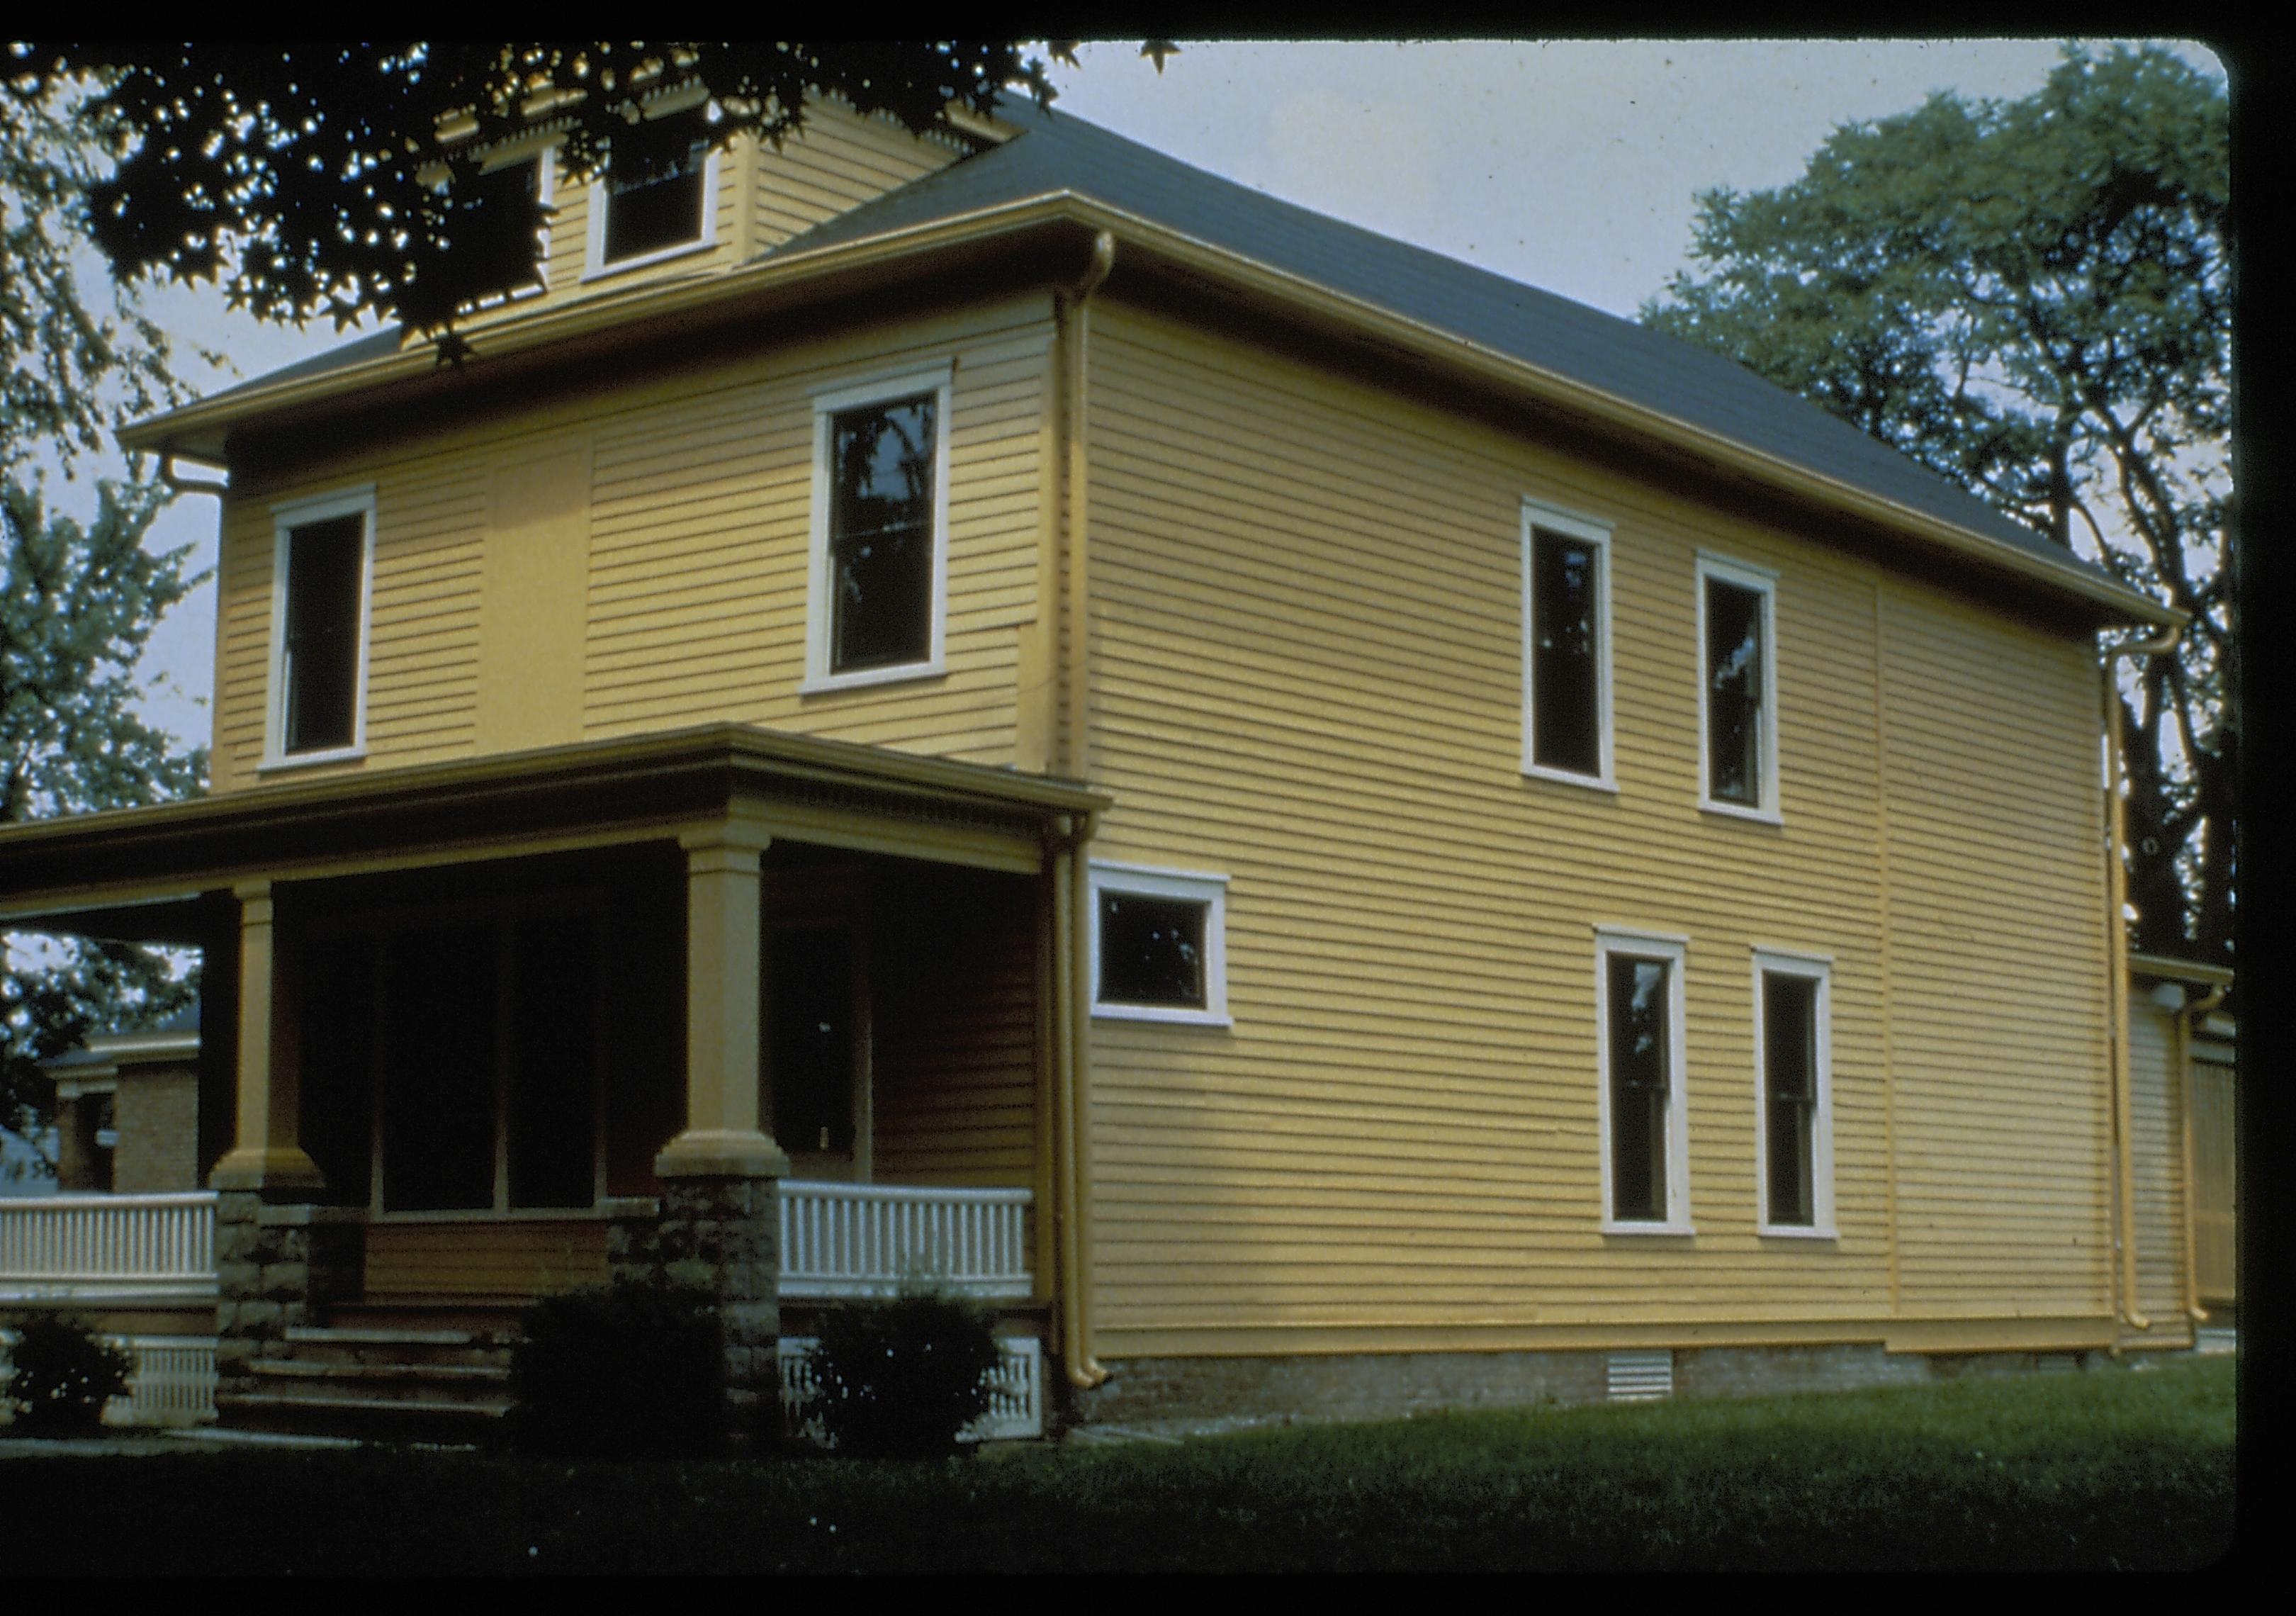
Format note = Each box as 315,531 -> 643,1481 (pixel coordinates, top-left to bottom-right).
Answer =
0,1330 -> 219,1427
778,1335 -> 1045,1443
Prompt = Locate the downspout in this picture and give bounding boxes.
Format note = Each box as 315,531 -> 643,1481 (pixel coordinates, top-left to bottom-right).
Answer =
159,451 -> 229,498
2176,978 -> 2229,1323
2101,624 -> 2182,1335
1054,230 -> 1115,1393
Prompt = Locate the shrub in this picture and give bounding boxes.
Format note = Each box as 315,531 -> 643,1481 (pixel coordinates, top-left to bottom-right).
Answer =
507,1276 -> 726,1459
801,1286 -> 1006,1459
2,1318 -> 133,1437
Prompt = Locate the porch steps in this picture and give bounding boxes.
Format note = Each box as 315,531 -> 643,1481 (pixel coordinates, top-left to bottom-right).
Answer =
218,1318 -> 517,1444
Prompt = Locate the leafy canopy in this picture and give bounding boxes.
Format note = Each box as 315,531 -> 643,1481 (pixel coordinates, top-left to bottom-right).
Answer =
6,42 -> 1167,347
1643,44 -> 2233,960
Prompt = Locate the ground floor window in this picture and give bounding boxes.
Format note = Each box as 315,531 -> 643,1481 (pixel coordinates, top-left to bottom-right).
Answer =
1088,862 -> 1230,1026
1754,949 -> 1833,1236
300,901 -> 607,1214
1595,927 -> 1691,1232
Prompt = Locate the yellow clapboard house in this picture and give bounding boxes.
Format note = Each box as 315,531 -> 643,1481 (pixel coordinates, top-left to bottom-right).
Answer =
0,90 -> 2204,1435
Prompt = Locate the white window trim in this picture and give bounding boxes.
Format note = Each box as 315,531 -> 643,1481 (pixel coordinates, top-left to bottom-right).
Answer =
260,485 -> 377,773
1088,860 -> 1232,1027
1752,946 -> 1838,1240
1594,925 -> 1693,1235
1520,498 -> 1617,792
580,140 -> 721,281
1694,551 -> 1782,824
801,364 -> 956,695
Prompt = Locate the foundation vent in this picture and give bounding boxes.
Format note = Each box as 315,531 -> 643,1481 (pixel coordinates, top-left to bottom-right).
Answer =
1606,1350 -> 1675,1403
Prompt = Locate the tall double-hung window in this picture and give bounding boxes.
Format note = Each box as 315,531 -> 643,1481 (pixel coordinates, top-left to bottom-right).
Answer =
1521,500 -> 1614,788
804,366 -> 954,690
1696,554 -> 1780,819
1754,949 -> 1834,1236
266,487 -> 376,767
1595,927 -> 1692,1231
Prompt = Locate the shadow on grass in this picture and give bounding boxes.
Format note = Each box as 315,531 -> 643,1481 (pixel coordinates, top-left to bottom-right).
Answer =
4,1357 -> 2234,1573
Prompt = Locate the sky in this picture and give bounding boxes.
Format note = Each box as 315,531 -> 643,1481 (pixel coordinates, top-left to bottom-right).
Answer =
85,37 -> 2225,753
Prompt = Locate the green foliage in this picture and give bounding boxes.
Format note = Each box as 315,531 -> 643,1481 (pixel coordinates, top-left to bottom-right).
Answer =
801,1287 -> 1006,1459
1642,44 -> 2234,962
3,43 -> 1106,347
507,1276 -> 728,1459
0,476 -> 205,1156
1,1316 -> 133,1436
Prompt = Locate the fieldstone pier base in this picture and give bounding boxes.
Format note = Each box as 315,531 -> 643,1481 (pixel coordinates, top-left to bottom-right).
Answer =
629,1172 -> 782,1437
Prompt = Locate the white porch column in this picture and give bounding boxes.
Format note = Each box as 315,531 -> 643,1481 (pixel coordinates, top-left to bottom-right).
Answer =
209,880 -> 324,1194
655,817 -> 790,1179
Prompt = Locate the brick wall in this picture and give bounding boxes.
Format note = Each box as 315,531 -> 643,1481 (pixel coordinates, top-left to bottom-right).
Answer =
113,1066 -> 201,1194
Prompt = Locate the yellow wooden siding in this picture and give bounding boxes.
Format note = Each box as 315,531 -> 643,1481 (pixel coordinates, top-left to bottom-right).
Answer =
362,1220 -> 609,1301
209,297 -> 1053,790
2122,998 -> 2192,1340
2189,1039 -> 2236,1303
870,867 -> 1038,1186
1078,301 -> 2110,1354
749,101 -> 968,252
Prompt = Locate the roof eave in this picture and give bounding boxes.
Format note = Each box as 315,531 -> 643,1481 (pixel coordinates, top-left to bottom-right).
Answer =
120,190 -> 2173,630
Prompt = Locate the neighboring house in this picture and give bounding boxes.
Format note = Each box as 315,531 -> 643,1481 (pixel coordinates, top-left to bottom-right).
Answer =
40,1003 -> 204,1195
0,89 -> 2195,1436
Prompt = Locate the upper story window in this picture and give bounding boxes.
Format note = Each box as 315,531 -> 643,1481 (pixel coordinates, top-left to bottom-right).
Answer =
1753,948 -> 1835,1238
1696,554 -> 1780,821
1521,500 -> 1615,790
452,150 -> 552,304
265,487 -> 376,768
1090,863 -> 1232,1027
1595,926 -> 1692,1233
584,118 -> 719,277
804,365 -> 953,692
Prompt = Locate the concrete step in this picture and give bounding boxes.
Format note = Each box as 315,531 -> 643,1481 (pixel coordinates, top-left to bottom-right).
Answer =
246,1358 -> 510,1387
217,1389 -> 510,1445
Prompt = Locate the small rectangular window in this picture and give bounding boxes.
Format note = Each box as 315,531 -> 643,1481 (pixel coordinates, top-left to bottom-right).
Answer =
455,154 -> 549,301
1697,556 -> 1779,817
1521,501 -> 1614,790
604,141 -> 707,263
1755,950 -> 1833,1237
267,487 -> 374,766
1090,863 -> 1230,1026
1596,928 -> 1690,1231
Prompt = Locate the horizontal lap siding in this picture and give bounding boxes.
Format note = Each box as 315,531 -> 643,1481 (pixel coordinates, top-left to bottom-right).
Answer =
1081,302 -> 2104,1353
2124,1000 -> 2190,1335
362,1221 -> 609,1301
1880,587 -> 2110,1316
213,298 -> 1051,788
750,103 -> 967,249
870,869 -> 1038,1186
584,302 -> 1047,763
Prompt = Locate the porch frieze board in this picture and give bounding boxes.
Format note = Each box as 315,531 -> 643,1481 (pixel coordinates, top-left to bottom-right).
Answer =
0,723 -> 1110,922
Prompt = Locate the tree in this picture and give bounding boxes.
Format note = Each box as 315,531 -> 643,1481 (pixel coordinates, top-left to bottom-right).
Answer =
6,42 -> 1165,351
1641,44 -> 2233,965
1,77 -> 206,1167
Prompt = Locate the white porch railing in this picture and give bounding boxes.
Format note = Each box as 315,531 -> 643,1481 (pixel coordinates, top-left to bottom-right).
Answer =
0,1192 -> 218,1301
779,1335 -> 1042,1442
0,1330 -> 219,1427
778,1181 -> 1033,1301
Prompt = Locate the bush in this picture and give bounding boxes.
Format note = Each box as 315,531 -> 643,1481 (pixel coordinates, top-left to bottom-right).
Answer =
2,1318 -> 133,1437
801,1286 -> 1006,1459
507,1276 -> 726,1459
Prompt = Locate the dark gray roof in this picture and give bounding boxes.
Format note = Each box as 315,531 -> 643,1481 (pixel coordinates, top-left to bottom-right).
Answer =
776,96 -> 2095,580
196,98 -> 2115,595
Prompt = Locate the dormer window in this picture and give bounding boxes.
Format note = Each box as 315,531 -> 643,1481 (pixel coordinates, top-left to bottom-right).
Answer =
586,120 -> 718,276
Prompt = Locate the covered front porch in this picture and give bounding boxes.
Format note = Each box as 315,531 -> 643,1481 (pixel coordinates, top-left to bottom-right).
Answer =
0,724 -> 1107,1437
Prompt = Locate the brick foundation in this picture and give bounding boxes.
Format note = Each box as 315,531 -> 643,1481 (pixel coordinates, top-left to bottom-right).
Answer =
1064,1342 -> 2108,1435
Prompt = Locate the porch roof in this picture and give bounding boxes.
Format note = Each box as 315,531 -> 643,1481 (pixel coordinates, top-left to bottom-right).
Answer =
0,724 -> 1108,939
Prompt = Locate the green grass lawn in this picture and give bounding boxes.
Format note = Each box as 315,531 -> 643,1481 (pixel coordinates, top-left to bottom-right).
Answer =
5,1357 -> 2234,1572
